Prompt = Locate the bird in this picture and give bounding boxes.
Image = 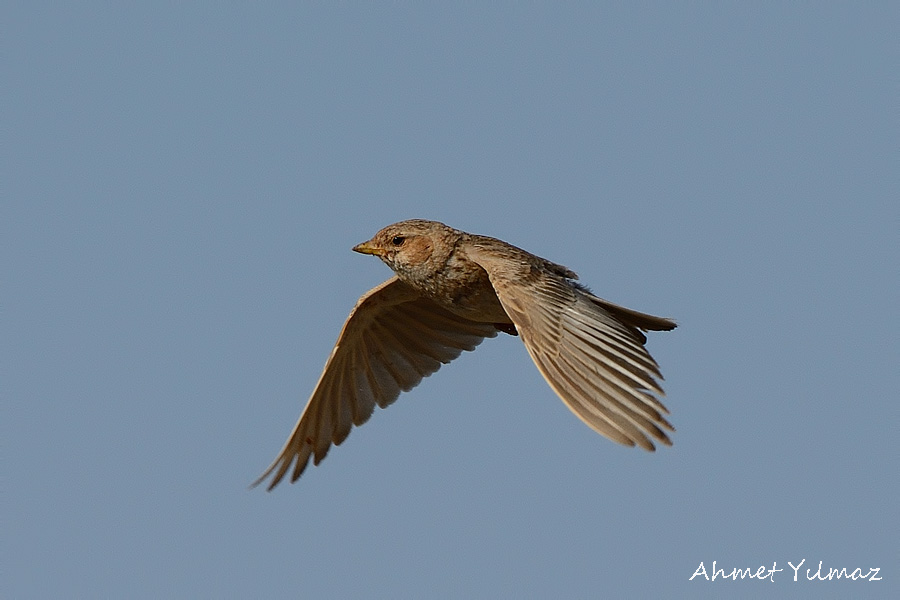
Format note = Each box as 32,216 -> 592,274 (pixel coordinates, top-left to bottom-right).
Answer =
253,219 -> 676,490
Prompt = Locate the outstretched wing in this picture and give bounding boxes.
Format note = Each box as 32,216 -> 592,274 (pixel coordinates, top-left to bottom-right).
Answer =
465,244 -> 676,450
254,276 -> 499,490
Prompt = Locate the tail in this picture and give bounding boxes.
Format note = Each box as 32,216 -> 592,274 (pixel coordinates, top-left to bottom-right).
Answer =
587,295 -> 677,332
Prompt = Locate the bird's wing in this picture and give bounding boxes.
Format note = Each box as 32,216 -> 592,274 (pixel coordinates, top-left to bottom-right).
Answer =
254,276 -> 498,490
465,245 -> 675,450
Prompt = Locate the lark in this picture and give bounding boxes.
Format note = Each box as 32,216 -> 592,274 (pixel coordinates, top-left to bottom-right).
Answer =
254,220 -> 676,489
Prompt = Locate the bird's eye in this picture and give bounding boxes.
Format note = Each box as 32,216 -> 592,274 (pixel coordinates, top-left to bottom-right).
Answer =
391,236 -> 406,246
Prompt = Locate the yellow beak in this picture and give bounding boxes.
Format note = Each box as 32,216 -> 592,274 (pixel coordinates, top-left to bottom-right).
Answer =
352,240 -> 385,256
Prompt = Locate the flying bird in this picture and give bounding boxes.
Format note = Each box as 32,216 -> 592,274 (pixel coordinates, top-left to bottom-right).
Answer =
254,219 -> 676,490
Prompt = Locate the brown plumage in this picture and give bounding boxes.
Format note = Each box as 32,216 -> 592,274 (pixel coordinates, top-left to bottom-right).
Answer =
254,219 -> 677,490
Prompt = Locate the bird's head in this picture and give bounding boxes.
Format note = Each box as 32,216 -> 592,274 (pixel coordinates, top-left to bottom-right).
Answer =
353,219 -> 459,284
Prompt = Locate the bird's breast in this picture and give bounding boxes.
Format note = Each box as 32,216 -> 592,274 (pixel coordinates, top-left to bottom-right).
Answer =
420,260 -> 512,324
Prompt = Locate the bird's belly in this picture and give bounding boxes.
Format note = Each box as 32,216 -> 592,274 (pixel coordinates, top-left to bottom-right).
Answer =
435,281 -> 512,324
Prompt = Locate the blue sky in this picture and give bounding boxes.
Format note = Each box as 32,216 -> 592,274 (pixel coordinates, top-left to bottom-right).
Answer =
6,3 -> 898,598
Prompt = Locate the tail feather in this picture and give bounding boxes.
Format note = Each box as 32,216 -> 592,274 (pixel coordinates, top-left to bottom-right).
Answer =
587,295 -> 677,332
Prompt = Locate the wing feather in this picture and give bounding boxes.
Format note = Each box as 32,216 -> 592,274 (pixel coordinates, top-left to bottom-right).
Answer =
253,276 -> 498,490
465,243 -> 676,451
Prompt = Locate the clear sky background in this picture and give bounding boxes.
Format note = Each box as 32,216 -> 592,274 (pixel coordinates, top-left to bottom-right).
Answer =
5,3 -> 897,599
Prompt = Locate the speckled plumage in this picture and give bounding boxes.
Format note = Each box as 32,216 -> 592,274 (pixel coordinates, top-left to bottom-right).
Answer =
254,219 -> 677,490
